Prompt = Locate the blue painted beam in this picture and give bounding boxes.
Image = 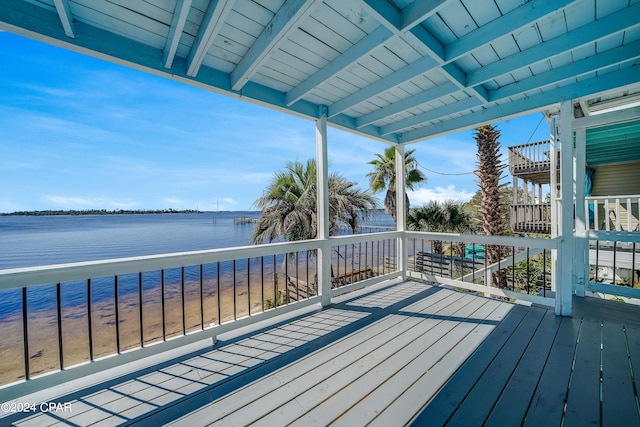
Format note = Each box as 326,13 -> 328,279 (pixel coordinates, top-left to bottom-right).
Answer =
380,97 -> 482,135
164,0 -> 192,69
467,3 -> 640,86
355,81 -> 459,128
361,0 -> 401,32
52,0 -> 74,38
400,0 -> 450,30
328,56 -> 439,118
230,0 -> 321,91
488,40 -> 640,102
186,0 -> 235,77
445,0 -> 575,61
400,65 -> 640,143
285,25 -> 394,106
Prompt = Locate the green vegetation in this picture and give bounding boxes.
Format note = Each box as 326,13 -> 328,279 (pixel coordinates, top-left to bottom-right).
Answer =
367,146 -> 426,224
0,209 -> 201,216
407,200 -> 474,255
252,159 -> 378,244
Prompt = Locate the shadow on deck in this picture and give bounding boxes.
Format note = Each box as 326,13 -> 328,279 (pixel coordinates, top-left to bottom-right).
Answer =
2,281 -> 640,426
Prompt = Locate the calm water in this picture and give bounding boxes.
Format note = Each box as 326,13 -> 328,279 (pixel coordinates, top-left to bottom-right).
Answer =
0,211 -> 394,317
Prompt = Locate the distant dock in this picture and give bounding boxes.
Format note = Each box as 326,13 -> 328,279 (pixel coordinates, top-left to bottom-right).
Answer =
235,216 -> 258,224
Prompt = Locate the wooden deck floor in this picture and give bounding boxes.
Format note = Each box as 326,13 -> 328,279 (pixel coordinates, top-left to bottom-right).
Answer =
2,280 -> 640,426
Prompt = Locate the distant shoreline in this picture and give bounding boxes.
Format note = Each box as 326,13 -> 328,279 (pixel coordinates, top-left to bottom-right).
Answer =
0,209 -> 205,216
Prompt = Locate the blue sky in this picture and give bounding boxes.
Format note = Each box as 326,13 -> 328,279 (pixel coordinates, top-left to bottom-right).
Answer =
0,31 -> 551,212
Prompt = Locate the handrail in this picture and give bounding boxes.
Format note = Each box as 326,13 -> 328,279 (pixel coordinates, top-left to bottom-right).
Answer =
508,140 -> 559,175
586,195 -> 640,232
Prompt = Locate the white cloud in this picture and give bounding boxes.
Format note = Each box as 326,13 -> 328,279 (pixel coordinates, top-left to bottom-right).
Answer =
408,185 -> 474,205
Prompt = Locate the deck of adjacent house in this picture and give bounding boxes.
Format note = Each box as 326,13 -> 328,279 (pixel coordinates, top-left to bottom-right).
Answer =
2,280 -> 640,426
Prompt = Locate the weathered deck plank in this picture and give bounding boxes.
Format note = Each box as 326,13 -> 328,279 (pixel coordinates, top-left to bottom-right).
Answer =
483,309 -> 562,427
409,303 -> 530,426
601,321 -> 640,426
522,316 -> 580,427
444,306 -> 547,426
563,318 -> 603,427
4,285 -> 640,427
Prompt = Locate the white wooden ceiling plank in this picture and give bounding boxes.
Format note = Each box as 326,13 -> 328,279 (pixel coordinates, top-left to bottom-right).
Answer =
369,46 -> 410,74
360,0 -> 401,32
187,0 -> 235,77
300,17 -> 349,58
70,2 -> 167,47
252,69 -> 293,92
286,26 -> 396,106
382,36 -> 422,64
571,44 -> 596,62
508,21 -> 539,52
596,34 -> 624,54
355,54 -> 395,79
203,49 -> 239,72
434,1 -> 475,39
596,0 -> 628,18
234,0 -> 275,26
259,61 -> 302,86
535,10 -> 567,43
547,51 -> 573,69
344,62 -> 381,84
446,0 -> 575,62
467,3 -> 640,86
507,67 -> 531,84
489,41 -> 640,102
469,45 -> 499,67
264,54 -> 311,82
288,28 -> 337,63
207,41 -> 243,63
164,0 -> 192,69
400,0 -> 450,30
108,0 -> 175,24
230,0 -> 321,90
493,0 -> 526,15
355,80 -> 460,127
53,0 -> 75,37
328,55 -> 439,117
219,23 -> 256,51
270,47 -> 318,76
563,0 -> 593,31
460,0 -> 500,27
322,0 -> 380,33
313,2 -> 366,43
326,75 -> 361,94
252,0 -> 283,13
422,13 -> 456,45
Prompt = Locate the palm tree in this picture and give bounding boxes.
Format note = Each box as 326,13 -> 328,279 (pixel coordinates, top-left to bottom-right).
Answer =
407,200 -> 473,255
367,146 -> 426,223
252,159 -> 378,244
474,124 -> 507,286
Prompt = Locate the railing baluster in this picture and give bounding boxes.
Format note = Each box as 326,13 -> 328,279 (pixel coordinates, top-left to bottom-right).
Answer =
87,279 -> 93,360
56,282 -> 64,370
22,287 -> 29,380
139,272 -> 144,345
233,260 -> 237,321
115,276 -> 120,353
181,266 -> 186,335
261,256 -> 265,311
161,269 -> 166,340
199,265 -> 204,330
595,241 -> 600,283
247,258 -> 251,315
272,255 -> 277,307
526,248 -> 530,294
217,262 -> 221,324
284,254 -> 289,304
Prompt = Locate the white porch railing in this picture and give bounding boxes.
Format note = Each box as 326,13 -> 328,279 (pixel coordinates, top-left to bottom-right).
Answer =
406,232 -> 559,307
586,195 -> 640,232
510,203 -> 552,234
582,196 -> 640,299
0,230 -> 564,400
0,232 -> 401,399
508,140 -> 559,176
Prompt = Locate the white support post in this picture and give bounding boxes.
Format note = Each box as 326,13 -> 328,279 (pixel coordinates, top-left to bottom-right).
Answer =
513,176 -> 518,204
550,118 -> 558,292
557,101 -> 574,316
316,108 -> 331,307
395,144 -> 407,279
574,126 -> 587,297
